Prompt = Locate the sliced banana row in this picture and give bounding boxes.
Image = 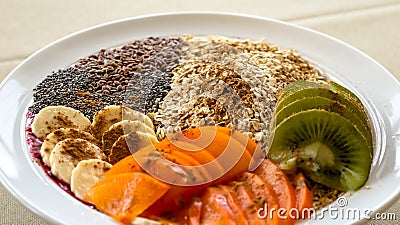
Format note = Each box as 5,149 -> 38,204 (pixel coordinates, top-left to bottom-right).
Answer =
32,105 -> 157,200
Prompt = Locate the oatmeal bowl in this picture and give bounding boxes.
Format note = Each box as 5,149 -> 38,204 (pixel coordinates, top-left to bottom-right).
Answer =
0,12 -> 399,225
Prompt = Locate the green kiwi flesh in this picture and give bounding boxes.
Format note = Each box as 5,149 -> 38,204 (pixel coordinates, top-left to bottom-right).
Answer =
330,81 -> 365,110
267,109 -> 372,191
274,96 -> 372,149
276,85 -> 370,132
329,81 -> 372,131
278,80 -> 322,100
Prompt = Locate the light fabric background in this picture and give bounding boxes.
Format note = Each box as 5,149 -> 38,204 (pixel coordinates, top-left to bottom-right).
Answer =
1,0 -> 399,224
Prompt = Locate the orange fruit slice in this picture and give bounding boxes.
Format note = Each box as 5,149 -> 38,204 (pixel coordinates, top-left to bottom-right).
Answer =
240,172 -> 280,225
200,187 -> 236,225
85,172 -> 170,224
294,172 -> 313,219
254,159 -> 297,225
104,155 -> 144,177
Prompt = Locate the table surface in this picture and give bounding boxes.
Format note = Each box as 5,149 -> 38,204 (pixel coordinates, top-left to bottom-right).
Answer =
1,1 -> 400,224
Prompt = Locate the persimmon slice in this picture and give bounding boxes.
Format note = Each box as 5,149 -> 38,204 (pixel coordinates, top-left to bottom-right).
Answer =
294,172 -> 313,218
240,172 -> 280,225
104,155 -> 143,177
235,184 -> 265,225
254,159 -> 297,224
144,127 -> 255,216
156,143 -> 211,181
154,139 -> 224,181
200,187 -> 236,225
215,126 -> 265,171
177,126 -> 253,181
187,196 -> 202,225
219,185 -> 249,225
86,172 -> 170,224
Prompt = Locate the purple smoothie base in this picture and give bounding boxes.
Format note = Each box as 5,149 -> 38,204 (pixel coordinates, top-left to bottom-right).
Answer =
25,111 -> 95,208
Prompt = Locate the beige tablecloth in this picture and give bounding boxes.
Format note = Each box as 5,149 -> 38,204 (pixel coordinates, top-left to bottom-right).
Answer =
1,0 -> 400,224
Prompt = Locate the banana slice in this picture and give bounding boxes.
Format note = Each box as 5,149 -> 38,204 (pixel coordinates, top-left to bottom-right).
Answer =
102,120 -> 156,156
70,159 -> 112,200
32,106 -> 91,140
40,128 -> 100,166
108,131 -> 158,164
49,138 -> 105,183
91,105 -> 154,140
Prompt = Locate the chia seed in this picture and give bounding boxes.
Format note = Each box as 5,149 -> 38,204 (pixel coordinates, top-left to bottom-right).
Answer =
30,37 -> 185,118
29,67 -> 119,118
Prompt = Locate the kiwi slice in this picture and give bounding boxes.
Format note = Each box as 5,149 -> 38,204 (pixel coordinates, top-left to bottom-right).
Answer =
278,80 -> 322,101
268,109 -> 372,191
274,96 -> 372,148
275,86 -> 369,127
330,81 -> 365,108
277,81 -> 371,127
329,81 -> 371,128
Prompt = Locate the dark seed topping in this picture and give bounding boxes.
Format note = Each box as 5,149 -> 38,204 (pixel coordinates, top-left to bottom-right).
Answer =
29,37 -> 185,117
